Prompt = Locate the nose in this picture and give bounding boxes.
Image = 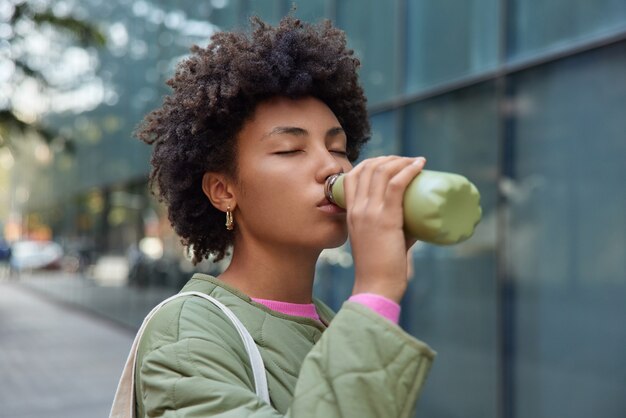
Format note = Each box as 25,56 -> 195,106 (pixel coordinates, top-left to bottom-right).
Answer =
315,147 -> 347,185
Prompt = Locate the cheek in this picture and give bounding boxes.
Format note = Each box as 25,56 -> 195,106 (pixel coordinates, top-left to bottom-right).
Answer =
238,171 -> 299,224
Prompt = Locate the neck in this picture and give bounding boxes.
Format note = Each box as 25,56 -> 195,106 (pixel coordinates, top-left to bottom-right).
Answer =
218,235 -> 320,304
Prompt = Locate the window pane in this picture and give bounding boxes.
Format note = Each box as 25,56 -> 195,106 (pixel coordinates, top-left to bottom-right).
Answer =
406,0 -> 500,94
337,0 -> 400,105
509,0 -> 626,60
362,111 -> 401,158
403,82 -> 499,418
247,0 -> 284,25
290,0 -> 331,23
210,0 -> 242,29
507,42 -> 626,418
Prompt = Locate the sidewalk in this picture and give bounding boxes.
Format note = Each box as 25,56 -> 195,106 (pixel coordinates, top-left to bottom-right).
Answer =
0,281 -> 134,418
16,272 -> 177,330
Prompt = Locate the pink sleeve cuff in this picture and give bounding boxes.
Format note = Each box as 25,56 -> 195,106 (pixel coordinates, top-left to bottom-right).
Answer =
348,293 -> 401,324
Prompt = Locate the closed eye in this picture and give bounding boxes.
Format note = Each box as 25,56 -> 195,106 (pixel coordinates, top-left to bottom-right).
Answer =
274,150 -> 303,155
330,150 -> 348,156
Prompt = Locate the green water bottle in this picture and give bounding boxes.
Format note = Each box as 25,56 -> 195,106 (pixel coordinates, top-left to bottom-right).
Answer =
324,169 -> 482,245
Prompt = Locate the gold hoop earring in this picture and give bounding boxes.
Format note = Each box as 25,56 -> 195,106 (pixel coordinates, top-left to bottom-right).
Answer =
225,206 -> 234,231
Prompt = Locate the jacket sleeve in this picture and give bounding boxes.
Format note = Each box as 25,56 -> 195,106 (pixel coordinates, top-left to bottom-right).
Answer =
139,301 -> 435,418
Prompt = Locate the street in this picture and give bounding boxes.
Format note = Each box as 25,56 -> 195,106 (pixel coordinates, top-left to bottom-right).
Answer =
0,280 -> 134,418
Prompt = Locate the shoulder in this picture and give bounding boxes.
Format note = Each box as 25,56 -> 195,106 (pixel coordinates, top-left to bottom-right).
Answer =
134,291 -> 262,416
138,291 -> 243,355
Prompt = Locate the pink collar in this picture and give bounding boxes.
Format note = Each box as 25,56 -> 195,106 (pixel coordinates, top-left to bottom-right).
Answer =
251,297 -> 320,321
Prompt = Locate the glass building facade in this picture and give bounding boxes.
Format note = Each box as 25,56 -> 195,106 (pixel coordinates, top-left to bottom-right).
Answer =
11,1 -> 626,417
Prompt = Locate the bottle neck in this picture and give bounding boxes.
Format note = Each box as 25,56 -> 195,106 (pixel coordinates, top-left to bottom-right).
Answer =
324,173 -> 342,204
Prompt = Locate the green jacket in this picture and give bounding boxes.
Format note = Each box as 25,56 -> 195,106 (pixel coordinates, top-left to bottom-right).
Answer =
135,273 -> 436,417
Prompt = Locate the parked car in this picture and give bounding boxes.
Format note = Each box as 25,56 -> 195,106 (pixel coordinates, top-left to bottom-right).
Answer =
10,240 -> 63,271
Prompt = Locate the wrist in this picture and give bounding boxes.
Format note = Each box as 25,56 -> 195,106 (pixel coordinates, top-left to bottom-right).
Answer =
351,282 -> 407,304
348,293 -> 402,324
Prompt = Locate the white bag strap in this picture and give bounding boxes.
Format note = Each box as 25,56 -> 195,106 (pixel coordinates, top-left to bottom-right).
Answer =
109,291 -> 269,418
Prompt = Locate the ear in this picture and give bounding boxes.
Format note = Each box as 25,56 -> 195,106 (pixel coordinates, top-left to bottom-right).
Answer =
202,172 -> 236,212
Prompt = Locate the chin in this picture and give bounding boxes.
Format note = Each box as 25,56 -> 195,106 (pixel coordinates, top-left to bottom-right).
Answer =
324,240 -> 348,251
320,229 -> 349,249
292,223 -> 348,251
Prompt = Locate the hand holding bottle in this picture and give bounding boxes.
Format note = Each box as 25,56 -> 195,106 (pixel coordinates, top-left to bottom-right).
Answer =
341,156 -> 427,303
326,165 -> 482,245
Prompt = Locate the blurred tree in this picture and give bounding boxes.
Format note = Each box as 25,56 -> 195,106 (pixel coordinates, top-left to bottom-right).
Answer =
0,0 -> 106,152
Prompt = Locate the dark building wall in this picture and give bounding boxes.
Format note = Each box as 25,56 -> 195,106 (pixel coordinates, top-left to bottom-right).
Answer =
21,1 -> 626,417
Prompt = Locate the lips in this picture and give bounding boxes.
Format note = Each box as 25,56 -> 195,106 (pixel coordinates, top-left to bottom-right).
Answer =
317,197 -> 333,207
317,196 -> 346,213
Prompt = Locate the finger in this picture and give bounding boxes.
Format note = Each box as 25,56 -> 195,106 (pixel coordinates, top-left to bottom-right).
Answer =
382,157 -> 426,209
368,157 -> 423,204
343,156 -> 398,209
352,156 -> 402,204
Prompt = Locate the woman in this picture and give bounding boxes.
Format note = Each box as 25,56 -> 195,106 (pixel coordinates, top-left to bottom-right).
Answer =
132,16 -> 435,417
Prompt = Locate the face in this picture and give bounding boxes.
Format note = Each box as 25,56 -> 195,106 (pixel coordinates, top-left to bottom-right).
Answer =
230,96 -> 353,252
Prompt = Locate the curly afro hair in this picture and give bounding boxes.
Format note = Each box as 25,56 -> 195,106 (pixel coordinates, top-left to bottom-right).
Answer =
136,16 -> 370,264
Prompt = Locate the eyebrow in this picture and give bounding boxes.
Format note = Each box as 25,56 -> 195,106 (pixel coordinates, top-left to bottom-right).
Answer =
262,126 -> 345,140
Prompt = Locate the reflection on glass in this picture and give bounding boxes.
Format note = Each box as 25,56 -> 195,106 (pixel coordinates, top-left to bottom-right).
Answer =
508,42 -> 626,418
209,0 -> 241,29
290,0 -> 330,23
337,0 -> 400,105
403,81 -> 499,418
406,0 -> 499,94
365,111 -> 401,158
509,0 -> 626,60
247,0 -> 284,24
